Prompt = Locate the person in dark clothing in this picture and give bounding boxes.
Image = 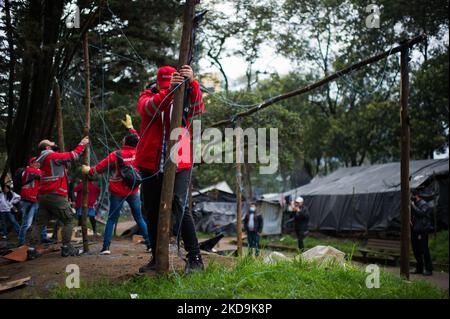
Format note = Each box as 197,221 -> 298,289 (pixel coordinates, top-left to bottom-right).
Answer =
411,191 -> 433,276
293,197 -> 309,251
243,203 -> 263,256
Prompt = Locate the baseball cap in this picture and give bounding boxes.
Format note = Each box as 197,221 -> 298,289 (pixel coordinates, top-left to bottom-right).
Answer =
157,65 -> 177,89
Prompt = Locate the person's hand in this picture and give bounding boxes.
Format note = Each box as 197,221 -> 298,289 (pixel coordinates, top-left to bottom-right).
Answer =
178,65 -> 194,83
81,165 -> 91,175
170,72 -> 185,90
80,136 -> 89,145
121,114 -> 133,129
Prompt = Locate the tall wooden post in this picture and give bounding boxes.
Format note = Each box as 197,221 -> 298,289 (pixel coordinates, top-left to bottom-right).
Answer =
235,118 -> 243,256
400,47 -> 410,279
54,80 -> 65,152
81,33 -> 91,253
155,0 -> 196,273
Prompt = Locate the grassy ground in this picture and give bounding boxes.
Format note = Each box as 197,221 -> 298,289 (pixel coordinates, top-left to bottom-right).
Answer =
260,231 -> 449,266
52,257 -> 448,299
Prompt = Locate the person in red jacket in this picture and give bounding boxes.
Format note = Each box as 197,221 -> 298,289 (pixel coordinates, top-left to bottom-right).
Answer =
82,116 -> 151,255
29,137 -> 89,258
73,178 -> 101,240
17,157 -> 48,245
136,65 -> 205,274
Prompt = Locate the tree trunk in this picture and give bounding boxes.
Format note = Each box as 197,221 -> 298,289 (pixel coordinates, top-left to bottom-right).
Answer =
7,0 -> 64,174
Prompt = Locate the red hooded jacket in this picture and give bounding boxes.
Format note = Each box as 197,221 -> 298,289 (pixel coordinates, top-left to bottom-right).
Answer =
73,181 -> 101,209
37,143 -> 86,197
89,130 -> 140,197
135,80 -> 204,173
20,167 -> 41,203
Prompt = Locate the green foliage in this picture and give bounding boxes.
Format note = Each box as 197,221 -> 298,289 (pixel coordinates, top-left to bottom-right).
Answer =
52,256 -> 448,299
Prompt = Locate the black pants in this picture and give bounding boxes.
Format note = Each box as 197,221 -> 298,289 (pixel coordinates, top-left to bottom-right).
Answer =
78,216 -> 97,235
296,231 -> 307,251
141,169 -> 200,256
411,231 -> 432,273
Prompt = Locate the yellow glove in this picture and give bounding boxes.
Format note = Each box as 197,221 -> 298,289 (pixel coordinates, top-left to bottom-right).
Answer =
81,165 -> 91,175
121,114 -> 133,129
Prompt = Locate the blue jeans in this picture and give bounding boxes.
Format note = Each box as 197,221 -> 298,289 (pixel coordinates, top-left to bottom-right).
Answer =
18,201 -> 48,245
103,193 -> 150,249
247,231 -> 260,256
1,211 -> 20,239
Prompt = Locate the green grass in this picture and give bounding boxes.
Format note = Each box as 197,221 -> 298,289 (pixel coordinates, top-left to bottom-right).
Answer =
261,232 -> 449,266
52,257 -> 448,299
429,230 -> 449,265
260,234 -> 361,256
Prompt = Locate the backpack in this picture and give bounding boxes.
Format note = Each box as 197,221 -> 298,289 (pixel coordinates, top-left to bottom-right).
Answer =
13,167 -> 36,194
116,150 -> 142,189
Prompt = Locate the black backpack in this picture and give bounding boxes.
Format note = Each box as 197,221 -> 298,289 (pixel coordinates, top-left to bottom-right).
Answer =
13,167 -> 35,194
116,150 -> 142,189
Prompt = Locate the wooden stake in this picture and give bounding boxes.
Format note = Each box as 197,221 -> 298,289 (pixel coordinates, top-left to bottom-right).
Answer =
400,47 -> 410,279
54,80 -> 65,152
235,118 -> 243,256
155,0 -> 196,273
81,32 -> 91,253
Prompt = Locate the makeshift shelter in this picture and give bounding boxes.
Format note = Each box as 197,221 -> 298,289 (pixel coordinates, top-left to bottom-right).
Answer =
264,159 -> 449,233
192,181 -> 235,203
192,201 -> 250,235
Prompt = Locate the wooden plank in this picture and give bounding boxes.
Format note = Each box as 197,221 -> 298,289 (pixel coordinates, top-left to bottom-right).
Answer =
0,276 -> 31,293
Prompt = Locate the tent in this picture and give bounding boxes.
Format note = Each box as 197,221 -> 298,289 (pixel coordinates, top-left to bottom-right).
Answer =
192,181 -> 236,203
263,159 -> 449,233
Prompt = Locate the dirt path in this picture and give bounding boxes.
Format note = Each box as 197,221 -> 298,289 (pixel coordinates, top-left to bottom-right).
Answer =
0,238 -> 233,299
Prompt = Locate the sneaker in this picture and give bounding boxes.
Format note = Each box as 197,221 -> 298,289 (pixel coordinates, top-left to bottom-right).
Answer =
185,253 -> 204,274
146,245 -> 152,253
27,247 -> 42,260
139,256 -> 156,273
423,270 -> 433,276
61,245 -> 81,257
99,248 -> 111,255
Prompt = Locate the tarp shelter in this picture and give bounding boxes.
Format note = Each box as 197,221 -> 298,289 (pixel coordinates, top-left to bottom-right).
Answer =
192,181 -> 235,203
193,201 -> 249,235
264,159 -> 449,233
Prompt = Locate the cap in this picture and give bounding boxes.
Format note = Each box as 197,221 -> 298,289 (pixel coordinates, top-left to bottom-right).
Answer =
38,139 -> 55,150
156,65 -> 177,89
295,197 -> 304,204
28,157 -> 37,165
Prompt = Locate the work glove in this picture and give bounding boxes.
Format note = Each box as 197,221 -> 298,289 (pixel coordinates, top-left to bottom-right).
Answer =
81,165 -> 91,175
121,114 -> 133,129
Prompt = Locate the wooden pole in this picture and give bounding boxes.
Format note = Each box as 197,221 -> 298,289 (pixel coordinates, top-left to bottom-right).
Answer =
81,32 -> 91,253
209,35 -> 426,129
400,47 -> 410,279
235,118 -> 243,256
54,80 -> 65,152
155,0 -> 196,273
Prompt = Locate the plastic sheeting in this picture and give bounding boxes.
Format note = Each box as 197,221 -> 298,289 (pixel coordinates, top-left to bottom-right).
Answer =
265,159 -> 449,232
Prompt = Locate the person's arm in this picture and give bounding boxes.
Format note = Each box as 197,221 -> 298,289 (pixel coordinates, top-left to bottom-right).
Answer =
187,80 -> 205,117
412,201 -> 429,218
258,215 -> 264,234
11,192 -> 21,205
51,137 -> 88,163
136,89 -> 173,118
88,152 -> 117,176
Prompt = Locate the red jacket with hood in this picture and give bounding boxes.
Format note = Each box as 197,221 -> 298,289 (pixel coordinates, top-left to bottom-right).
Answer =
89,129 -> 140,197
37,143 -> 86,197
135,80 -> 204,173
